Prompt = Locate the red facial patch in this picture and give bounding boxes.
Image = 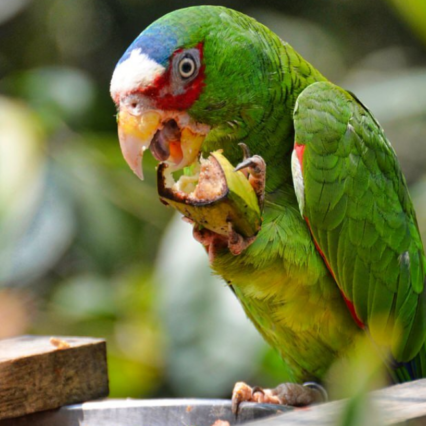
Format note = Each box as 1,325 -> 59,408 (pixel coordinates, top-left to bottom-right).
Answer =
294,142 -> 306,173
137,43 -> 205,111
304,217 -> 365,329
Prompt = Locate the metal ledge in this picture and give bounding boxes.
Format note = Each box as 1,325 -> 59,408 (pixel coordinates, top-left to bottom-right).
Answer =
0,399 -> 291,426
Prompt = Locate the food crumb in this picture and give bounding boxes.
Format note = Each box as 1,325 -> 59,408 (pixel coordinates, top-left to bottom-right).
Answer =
50,337 -> 71,349
210,420 -> 230,426
193,157 -> 226,201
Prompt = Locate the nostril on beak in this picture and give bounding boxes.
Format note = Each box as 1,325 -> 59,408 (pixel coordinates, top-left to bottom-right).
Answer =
121,94 -> 146,115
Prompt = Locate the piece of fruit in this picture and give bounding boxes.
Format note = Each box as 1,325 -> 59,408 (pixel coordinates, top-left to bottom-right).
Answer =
157,150 -> 262,238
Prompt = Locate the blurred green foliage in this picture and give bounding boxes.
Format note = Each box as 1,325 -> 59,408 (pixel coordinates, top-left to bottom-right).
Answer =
1,0 -> 426,410
385,0 -> 426,47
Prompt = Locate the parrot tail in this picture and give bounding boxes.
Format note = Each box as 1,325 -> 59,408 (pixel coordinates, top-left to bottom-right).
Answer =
391,343 -> 426,382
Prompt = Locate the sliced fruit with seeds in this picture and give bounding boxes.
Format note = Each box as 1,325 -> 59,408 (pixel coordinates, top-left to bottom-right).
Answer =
157,150 -> 262,238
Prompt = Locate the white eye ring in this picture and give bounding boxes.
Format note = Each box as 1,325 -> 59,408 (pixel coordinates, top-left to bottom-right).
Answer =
178,57 -> 196,79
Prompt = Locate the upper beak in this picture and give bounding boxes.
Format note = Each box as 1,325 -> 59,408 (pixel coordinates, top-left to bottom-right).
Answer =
117,109 -> 162,179
117,107 -> 208,181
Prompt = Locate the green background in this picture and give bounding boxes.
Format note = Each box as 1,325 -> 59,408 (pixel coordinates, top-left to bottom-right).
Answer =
1,0 -> 426,399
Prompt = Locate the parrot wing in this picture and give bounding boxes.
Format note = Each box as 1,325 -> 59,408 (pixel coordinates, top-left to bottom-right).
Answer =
291,81 -> 426,362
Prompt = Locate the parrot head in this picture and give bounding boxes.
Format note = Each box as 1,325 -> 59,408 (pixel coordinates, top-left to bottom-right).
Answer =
110,6 -> 278,180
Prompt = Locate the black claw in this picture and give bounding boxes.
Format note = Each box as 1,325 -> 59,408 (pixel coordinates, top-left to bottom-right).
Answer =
232,400 -> 241,417
303,382 -> 328,402
238,142 -> 251,160
251,386 -> 265,396
234,158 -> 256,173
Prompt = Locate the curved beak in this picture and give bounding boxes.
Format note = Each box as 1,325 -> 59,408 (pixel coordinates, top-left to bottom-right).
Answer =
117,110 -> 162,179
117,106 -> 209,181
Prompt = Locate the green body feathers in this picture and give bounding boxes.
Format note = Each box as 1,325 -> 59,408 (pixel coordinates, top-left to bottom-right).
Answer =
192,7 -> 426,382
115,6 -> 426,383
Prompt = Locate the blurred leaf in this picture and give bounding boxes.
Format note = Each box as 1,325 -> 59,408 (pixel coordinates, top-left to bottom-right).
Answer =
0,0 -> 31,25
53,133 -> 171,226
0,172 -> 75,286
108,353 -> 161,398
0,97 -> 45,220
338,392 -> 384,426
385,0 -> 426,46
0,97 -> 74,285
2,67 -> 96,130
50,274 -> 116,319
327,334 -> 387,426
47,0 -> 113,59
327,337 -> 387,400
155,215 -> 265,397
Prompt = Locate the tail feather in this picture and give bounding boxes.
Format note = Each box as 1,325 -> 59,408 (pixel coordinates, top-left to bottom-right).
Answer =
391,343 -> 426,382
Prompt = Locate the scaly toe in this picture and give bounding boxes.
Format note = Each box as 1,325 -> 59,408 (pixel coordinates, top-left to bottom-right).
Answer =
271,382 -> 326,406
227,222 -> 256,255
251,386 -> 265,396
231,381 -> 253,415
234,146 -> 266,209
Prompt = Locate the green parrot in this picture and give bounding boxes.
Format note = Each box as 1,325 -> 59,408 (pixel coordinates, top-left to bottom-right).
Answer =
110,6 -> 426,407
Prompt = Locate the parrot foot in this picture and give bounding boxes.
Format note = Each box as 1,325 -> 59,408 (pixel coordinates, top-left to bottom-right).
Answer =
188,220 -> 228,263
188,218 -> 255,261
234,143 -> 266,209
227,222 -> 256,256
231,381 -> 327,414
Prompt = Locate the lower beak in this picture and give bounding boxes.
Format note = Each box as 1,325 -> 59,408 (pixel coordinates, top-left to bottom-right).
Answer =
117,109 -> 206,180
117,110 -> 162,179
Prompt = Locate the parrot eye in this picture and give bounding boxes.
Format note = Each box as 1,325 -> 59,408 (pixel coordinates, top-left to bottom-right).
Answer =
173,49 -> 201,83
179,57 -> 196,79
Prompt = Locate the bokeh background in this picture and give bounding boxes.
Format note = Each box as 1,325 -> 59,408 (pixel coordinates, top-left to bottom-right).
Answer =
1,0 -> 426,399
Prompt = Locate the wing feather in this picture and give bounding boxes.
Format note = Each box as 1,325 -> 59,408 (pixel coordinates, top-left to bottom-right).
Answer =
293,81 -> 426,361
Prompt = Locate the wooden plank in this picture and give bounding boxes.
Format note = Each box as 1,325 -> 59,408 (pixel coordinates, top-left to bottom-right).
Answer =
0,335 -> 108,420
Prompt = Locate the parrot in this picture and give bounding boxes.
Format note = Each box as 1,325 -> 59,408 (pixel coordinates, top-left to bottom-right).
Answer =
110,6 -> 426,408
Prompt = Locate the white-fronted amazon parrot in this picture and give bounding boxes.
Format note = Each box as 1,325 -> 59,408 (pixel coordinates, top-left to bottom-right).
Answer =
110,6 -> 426,408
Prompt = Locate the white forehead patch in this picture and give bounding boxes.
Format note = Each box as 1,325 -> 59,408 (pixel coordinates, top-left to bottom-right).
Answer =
110,48 -> 165,100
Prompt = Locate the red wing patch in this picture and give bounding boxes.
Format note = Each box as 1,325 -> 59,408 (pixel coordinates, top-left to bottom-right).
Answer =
341,292 -> 365,329
304,217 -> 365,329
294,143 -> 306,173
